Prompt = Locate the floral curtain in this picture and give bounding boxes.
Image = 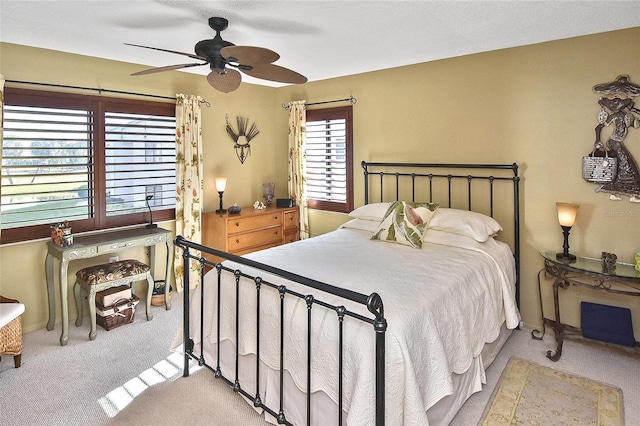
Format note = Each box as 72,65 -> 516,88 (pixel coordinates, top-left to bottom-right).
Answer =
174,94 -> 204,291
287,100 -> 309,239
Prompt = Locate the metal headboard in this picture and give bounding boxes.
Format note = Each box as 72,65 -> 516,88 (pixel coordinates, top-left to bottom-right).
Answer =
361,161 -> 521,307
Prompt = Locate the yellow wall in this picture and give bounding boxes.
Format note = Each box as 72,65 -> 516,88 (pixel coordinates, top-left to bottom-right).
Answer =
276,27 -> 640,337
0,42 -> 286,332
3,27 -> 640,340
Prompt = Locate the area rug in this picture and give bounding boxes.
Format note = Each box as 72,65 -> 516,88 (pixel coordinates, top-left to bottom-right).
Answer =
479,357 -> 623,425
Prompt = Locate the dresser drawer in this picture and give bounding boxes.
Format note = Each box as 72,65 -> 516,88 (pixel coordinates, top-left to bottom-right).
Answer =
227,226 -> 282,251
284,230 -> 299,245
232,241 -> 281,257
283,210 -> 298,231
97,240 -> 136,253
227,213 -> 281,234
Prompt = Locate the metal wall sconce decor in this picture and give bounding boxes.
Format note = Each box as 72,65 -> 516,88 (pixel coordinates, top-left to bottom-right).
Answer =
585,75 -> 640,202
226,114 -> 260,164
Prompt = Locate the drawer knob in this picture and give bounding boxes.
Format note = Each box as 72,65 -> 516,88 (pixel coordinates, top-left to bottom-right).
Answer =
235,222 -> 240,227
236,239 -> 240,244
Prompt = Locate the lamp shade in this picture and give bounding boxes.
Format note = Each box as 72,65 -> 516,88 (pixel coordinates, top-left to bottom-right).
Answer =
556,202 -> 579,227
215,177 -> 228,192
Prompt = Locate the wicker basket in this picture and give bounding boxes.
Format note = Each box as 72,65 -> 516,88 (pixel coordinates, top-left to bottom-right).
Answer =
0,316 -> 22,355
96,295 -> 139,331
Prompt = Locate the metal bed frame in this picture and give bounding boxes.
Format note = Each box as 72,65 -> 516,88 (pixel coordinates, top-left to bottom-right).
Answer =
174,161 -> 520,426
361,161 -> 521,305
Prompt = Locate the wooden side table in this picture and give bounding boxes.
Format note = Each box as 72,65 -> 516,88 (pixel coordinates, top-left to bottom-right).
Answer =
45,227 -> 173,346
532,251 -> 640,361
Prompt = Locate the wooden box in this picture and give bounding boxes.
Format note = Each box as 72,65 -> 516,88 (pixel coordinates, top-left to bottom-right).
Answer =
96,285 -> 131,307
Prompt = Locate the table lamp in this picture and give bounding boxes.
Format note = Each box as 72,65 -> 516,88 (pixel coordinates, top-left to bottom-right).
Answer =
145,195 -> 157,229
556,202 -> 579,262
215,177 -> 228,213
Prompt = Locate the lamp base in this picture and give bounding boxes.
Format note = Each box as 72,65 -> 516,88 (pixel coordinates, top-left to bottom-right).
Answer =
556,252 -> 576,263
145,223 -> 158,229
216,209 -> 227,214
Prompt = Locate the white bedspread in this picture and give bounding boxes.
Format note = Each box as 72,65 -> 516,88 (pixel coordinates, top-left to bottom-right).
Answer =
188,227 -> 519,425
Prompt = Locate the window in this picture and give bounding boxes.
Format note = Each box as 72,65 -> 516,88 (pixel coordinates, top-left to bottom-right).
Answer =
305,105 -> 353,213
1,88 -> 176,244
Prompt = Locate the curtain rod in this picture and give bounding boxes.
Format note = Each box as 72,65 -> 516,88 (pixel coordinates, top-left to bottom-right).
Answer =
282,95 -> 357,110
5,79 -> 211,107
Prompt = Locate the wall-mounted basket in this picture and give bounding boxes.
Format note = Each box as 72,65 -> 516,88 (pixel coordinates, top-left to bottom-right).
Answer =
582,148 -> 617,183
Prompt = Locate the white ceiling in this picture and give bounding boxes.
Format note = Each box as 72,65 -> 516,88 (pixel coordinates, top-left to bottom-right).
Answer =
2,1 -> 640,88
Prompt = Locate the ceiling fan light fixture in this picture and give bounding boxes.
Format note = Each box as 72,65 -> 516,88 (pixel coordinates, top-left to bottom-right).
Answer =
209,57 -> 227,73
207,69 -> 242,93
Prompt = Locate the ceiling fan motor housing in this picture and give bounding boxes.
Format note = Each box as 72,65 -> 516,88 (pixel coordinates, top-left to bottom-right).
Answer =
208,17 -> 228,32
195,38 -> 234,72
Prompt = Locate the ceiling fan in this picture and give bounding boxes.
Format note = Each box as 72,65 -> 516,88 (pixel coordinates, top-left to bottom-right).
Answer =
126,17 -> 307,93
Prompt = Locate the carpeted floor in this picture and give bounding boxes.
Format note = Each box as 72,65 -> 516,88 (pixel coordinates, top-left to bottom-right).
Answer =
108,366 -> 269,426
479,357 -> 623,425
1,291 -> 638,425
0,293 -> 185,425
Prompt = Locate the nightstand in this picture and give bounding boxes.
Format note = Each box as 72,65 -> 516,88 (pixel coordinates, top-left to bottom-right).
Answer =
532,251 -> 640,361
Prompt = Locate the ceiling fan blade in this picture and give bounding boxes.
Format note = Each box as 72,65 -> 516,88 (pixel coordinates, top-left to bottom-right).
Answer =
220,46 -> 280,65
125,43 -> 206,61
243,63 -> 307,84
132,62 -> 208,76
207,69 -> 242,93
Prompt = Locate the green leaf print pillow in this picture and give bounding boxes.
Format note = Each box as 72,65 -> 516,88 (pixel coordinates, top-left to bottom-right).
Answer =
371,201 -> 439,248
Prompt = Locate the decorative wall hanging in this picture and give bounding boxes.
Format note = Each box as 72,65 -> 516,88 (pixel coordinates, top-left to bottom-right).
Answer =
587,75 -> 640,202
226,114 -> 260,163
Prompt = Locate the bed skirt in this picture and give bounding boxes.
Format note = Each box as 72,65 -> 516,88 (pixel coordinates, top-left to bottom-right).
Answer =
190,323 -> 512,425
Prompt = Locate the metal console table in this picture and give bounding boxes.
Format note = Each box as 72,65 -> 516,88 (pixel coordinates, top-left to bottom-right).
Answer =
45,227 -> 174,346
532,251 -> 640,361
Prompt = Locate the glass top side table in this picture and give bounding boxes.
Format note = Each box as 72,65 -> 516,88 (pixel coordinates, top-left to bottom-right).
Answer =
532,251 -> 640,361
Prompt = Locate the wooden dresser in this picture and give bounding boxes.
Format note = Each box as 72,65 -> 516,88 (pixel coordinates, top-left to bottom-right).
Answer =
202,205 -> 299,263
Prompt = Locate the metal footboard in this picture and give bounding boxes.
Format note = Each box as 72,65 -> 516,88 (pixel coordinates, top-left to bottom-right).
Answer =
175,236 -> 387,426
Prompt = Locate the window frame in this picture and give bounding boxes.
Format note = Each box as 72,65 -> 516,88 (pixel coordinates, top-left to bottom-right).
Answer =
1,87 -> 176,244
305,105 -> 354,213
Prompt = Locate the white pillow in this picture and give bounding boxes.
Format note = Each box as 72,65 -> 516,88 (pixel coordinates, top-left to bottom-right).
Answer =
371,201 -> 439,248
427,208 -> 502,242
348,202 -> 392,221
339,218 -> 381,233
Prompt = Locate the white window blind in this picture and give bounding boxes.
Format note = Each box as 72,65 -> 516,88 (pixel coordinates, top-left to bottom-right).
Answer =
1,89 -> 177,243
305,117 -> 348,203
1,105 -> 93,228
105,112 -> 176,216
